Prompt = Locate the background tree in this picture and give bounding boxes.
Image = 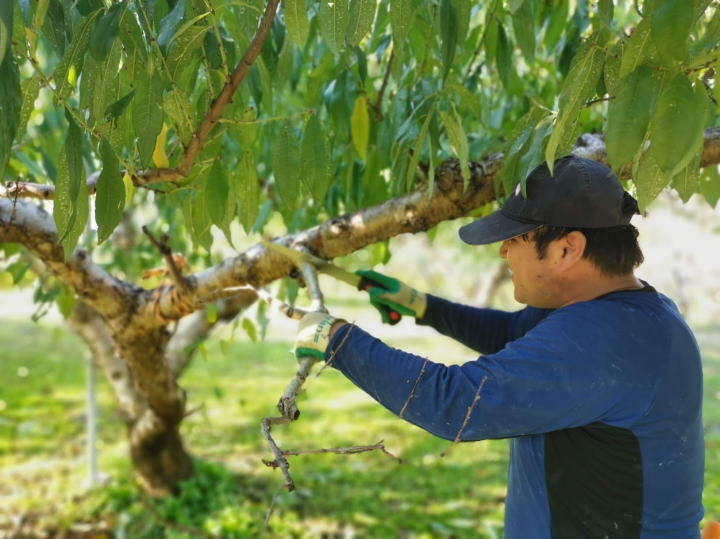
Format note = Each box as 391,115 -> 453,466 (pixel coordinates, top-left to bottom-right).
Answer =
0,0 -> 719,495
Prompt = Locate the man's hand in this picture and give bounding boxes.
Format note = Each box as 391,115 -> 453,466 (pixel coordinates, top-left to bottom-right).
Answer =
355,270 -> 427,323
294,311 -> 344,361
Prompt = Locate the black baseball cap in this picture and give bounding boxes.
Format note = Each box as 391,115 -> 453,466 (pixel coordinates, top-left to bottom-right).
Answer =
458,155 -> 639,245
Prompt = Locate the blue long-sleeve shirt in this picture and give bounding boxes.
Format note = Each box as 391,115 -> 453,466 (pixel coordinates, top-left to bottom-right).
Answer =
326,286 -> 704,538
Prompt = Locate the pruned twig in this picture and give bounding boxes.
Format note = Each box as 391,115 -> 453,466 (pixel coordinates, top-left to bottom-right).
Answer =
398,358 -> 430,418
281,440 -> 401,462
440,376 -> 488,458
141,226 -> 189,291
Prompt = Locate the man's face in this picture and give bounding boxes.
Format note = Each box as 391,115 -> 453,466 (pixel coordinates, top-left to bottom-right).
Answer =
499,234 -> 561,308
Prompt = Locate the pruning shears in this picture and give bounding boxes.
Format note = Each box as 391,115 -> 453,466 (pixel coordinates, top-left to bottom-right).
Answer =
262,241 -> 403,325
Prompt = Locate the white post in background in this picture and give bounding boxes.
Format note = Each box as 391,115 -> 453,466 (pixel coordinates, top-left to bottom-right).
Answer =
85,354 -> 99,488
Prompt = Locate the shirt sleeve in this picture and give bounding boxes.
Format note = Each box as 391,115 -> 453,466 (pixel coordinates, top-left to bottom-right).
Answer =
326,305 -> 632,442
416,294 -> 551,354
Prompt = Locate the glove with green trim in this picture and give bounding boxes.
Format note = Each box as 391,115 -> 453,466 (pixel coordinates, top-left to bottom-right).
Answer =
355,269 -> 427,324
294,311 -> 341,361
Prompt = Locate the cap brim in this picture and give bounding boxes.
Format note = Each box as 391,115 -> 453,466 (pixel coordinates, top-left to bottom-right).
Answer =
458,210 -> 540,245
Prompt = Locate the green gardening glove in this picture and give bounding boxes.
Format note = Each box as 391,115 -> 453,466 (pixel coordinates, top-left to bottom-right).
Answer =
355,270 -> 427,324
294,311 -> 340,361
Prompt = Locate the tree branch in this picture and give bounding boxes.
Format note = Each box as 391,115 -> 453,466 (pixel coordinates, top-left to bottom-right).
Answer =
136,0 -> 281,185
141,126 -> 720,322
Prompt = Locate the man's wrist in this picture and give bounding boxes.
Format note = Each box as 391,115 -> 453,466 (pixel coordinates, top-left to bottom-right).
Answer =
328,319 -> 348,339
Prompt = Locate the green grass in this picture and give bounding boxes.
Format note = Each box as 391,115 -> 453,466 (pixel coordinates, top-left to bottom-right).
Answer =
0,320 -> 719,537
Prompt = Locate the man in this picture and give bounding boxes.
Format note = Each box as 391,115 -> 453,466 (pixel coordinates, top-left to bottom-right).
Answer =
294,156 -> 704,537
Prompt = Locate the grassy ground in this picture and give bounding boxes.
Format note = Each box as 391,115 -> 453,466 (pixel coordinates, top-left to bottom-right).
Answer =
0,319 -> 719,537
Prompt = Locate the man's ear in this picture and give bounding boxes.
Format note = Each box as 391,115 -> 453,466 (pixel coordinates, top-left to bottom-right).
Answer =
558,231 -> 587,265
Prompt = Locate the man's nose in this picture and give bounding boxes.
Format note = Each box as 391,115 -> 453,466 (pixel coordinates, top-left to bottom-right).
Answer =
499,240 -> 509,259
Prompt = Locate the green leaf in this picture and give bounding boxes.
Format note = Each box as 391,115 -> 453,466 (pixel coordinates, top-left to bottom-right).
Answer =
302,114 -> 331,201
605,65 -> 658,171
157,0 -> 186,48
104,88 -> 136,122
0,54 -> 21,180
53,9 -> 102,100
498,105 -> 548,194
545,39 -> 604,173
619,16 -> 652,78
390,0 -> 414,56
346,0 -> 376,47
592,0 -> 613,45
163,87 -> 195,145
512,0 -> 535,64
650,0 -> 694,65
242,317 -> 258,342
483,8 -> 499,63
56,285 -> 77,319
205,159 -> 230,234
30,0 -> 50,55
351,95 -> 370,160
133,63 -> 166,167
603,40 -> 622,95
495,23 -> 514,90
284,0 -> 310,47
439,0 -> 458,80
238,150 -> 259,233
53,115 -> 89,258
319,0 -> 348,54
544,0 -> 568,51
439,105 -> 469,185
649,74 -> 708,177
405,102 -> 435,189
634,150 -> 669,211
672,152 -> 701,203
95,138 -> 124,243
0,0 -> 12,67
89,2 -> 124,61
17,76 -> 40,141
272,122 -> 300,210
699,165 -> 720,208
166,23 -> 210,82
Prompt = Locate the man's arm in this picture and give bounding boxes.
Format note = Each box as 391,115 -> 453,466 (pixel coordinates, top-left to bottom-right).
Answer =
418,295 -> 551,354
326,306 -> 647,441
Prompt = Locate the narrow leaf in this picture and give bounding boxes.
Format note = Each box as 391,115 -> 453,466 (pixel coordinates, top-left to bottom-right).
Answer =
0,54 -> 21,180
163,87 -> 195,145
89,2 -> 124,61
302,114 -> 331,201
512,0 -> 535,64
619,17 -> 652,78
133,64 -> 165,167
272,122 -> 300,210
672,152 -> 701,203
439,106 -> 469,184
605,65 -> 658,171
634,150 -> 669,211
440,0 -> 458,80
53,10 -> 102,99
284,0 -> 310,47
405,104 -> 435,189
649,74 -> 708,177
346,0 -> 376,47
54,115 -> 88,258
157,0 -> 186,48
96,138 -> 124,243
0,0 -> 12,67
351,95 -> 370,160
546,39 -> 604,172
152,123 -> 170,168
238,150 -> 260,233
205,159 -> 230,233
319,0 -> 348,54
17,76 -> 40,140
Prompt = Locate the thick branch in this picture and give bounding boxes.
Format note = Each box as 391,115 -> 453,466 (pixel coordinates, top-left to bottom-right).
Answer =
68,302 -> 148,422
0,199 -> 138,323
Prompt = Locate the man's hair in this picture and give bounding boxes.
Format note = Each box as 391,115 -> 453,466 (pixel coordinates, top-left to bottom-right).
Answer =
522,225 -> 644,276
